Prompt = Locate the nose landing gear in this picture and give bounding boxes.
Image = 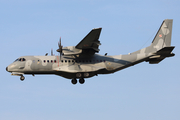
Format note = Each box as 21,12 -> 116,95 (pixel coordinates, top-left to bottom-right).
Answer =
20,75 -> 25,81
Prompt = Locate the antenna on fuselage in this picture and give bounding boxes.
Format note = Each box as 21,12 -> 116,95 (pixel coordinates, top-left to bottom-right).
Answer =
51,48 -> 54,56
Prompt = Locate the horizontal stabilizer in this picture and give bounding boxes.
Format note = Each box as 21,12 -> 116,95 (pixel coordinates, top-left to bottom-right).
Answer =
155,46 -> 175,57
147,46 -> 175,64
148,58 -> 165,64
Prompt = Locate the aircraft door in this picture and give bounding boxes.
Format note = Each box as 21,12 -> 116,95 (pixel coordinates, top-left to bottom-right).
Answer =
31,59 -> 40,71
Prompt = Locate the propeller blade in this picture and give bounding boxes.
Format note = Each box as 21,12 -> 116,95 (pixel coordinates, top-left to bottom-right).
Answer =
60,52 -> 62,60
56,37 -> 63,60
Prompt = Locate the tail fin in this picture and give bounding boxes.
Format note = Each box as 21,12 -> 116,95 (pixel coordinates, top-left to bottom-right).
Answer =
132,19 -> 173,55
146,19 -> 175,64
151,19 -> 173,50
130,19 -> 174,64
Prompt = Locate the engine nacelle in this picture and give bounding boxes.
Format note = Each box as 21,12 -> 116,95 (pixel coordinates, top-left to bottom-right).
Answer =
62,46 -> 82,56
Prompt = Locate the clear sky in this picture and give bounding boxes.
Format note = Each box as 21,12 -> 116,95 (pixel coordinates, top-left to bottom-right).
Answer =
1,0 -> 180,120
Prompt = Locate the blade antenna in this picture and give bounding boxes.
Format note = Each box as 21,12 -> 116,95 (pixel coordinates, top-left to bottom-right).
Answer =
51,48 -> 53,56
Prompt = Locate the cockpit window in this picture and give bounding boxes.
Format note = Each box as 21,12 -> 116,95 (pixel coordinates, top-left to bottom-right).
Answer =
22,58 -> 26,61
14,59 -> 19,62
14,58 -> 26,62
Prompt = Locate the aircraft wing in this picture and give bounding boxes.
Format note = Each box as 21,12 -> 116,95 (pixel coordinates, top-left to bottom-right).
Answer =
75,28 -> 102,55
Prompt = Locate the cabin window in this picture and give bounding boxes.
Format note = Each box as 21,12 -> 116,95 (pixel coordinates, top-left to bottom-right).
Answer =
51,60 -> 53,63
44,60 -> 46,63
72,60 -> 74,62
61,60 -> 63,62
68,60 -> 70,63
47,60 -> 49,63
65,60 -> 67,63
54,60 -> 56,63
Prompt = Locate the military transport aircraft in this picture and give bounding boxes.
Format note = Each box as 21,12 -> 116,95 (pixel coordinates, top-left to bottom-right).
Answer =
6,19 -> 175,84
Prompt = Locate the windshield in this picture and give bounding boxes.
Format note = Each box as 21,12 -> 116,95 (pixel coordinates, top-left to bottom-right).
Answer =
14,58 -> 26,62
14,59 -> 19,62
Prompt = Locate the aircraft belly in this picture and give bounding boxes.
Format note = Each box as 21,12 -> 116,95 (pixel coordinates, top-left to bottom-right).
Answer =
54,63 -> 105,73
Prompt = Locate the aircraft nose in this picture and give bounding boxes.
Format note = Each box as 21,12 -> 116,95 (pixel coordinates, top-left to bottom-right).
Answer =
6,67 -> 8,72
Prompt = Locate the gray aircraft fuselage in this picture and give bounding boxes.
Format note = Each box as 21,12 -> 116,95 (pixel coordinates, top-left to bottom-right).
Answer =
7,54 -> 141,79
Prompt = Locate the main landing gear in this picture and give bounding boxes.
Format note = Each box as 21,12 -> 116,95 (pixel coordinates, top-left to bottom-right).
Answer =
71,72 -> 89,85
71,78 -> 77,84
71,78 -> 85,85
79,78 -> 85,84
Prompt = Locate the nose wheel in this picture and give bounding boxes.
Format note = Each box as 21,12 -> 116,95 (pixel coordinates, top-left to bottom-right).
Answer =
20,76 -> 25,81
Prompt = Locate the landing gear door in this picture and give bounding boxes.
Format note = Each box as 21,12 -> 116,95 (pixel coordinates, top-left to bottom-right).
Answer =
105,61 -> 114,70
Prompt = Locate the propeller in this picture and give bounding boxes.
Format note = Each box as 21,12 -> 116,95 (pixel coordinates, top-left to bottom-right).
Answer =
56,37 -> 63,59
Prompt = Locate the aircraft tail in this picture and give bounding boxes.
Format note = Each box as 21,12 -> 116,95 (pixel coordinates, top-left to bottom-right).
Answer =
151,19 -> 173,50
132,19 -> 174,54
131,19 -> 175,64
146,19 -> 175,64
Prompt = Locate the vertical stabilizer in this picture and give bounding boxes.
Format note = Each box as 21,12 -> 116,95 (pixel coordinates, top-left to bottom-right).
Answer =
132,19 -> 173,55
151,19 -> 173,50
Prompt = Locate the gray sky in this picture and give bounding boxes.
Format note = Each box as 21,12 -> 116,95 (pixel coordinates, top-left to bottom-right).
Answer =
1,0 -> 180,120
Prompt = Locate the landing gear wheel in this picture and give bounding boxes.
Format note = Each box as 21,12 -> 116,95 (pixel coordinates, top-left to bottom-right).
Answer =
79,78 -> 85,84
84,72 -> 89,77
20,76 -> 25,81
71,78 -> 77,85
76,73 -> 82,78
